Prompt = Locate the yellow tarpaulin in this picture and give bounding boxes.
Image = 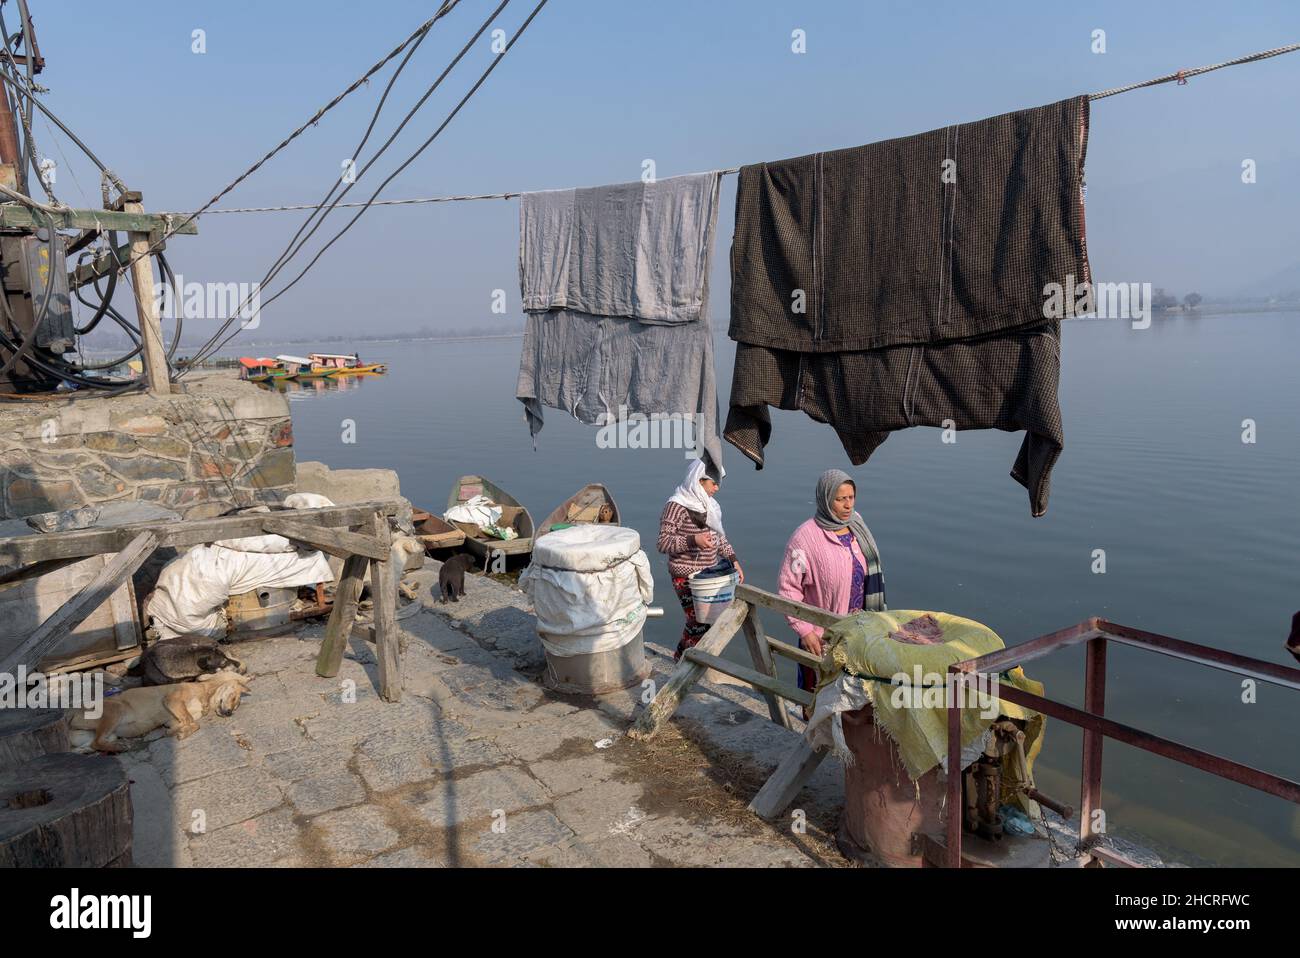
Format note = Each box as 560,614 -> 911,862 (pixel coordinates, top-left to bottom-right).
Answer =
819,609 -> 1045,802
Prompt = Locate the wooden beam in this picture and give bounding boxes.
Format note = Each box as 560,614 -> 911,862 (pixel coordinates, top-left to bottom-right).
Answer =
371,529 -> 401,703
682,648 -> 812,707
735,583 -> 843,630
261,515 -> 389,561
765,635 -> 823,670
0,555 -> 83,588
67,241 -> 139,290
0,204 -> 198,235
122,199 -> 170,393
748,738 -> 829,820
315,554 -> 369,679
630,599 -> 750,740
741,612 -> 792,728
0,500 -> 404,570
0,532 -> 157,673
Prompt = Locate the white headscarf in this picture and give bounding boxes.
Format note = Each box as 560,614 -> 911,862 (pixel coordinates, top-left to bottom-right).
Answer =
667,459 -> 725,537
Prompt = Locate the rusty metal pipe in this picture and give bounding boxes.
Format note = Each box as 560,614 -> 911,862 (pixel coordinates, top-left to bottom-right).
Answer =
1025,787 -> 1074,820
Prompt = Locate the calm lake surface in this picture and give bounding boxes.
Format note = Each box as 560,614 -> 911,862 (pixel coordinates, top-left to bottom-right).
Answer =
234,310 -> 1300,866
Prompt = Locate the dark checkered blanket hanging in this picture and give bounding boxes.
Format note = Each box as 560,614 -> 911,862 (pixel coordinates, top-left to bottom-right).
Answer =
724,96 -> 1090,516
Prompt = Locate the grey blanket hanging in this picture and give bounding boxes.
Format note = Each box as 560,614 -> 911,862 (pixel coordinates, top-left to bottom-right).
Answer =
517,172 -> 724,473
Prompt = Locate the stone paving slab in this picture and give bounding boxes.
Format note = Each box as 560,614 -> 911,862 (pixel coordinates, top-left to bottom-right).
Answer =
111,565 -> 849,869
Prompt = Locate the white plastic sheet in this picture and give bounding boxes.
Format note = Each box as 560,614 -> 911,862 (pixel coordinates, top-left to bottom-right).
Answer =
521,525 -> 653,656
146,544 -> 332,639
146,496 -> 338,639
443,495 -> 501,528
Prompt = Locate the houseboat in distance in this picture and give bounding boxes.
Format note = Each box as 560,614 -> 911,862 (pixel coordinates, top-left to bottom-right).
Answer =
308,352 -> 388,375
238,356 -> 291,383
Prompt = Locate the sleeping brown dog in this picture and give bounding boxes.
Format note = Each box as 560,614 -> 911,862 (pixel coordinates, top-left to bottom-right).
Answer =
69,672 -> 253,753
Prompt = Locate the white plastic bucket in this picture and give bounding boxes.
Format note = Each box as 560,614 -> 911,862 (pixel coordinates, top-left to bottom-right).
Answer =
688,569 -> 736,625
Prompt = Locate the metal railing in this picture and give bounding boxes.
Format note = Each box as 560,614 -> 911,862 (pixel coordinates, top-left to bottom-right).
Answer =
944,617 -> 1300,867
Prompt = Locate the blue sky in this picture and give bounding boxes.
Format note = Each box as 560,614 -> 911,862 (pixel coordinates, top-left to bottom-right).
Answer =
36,0 -> 1300,338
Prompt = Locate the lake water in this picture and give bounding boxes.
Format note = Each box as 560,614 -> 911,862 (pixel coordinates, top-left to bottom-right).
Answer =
235,310 -> 1300,866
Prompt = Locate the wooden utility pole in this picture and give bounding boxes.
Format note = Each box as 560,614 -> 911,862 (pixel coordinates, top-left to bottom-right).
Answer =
121,195 -> 171,393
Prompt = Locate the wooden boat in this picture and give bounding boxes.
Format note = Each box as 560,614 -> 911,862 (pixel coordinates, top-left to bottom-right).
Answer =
276,354 -> 332,379
238,356 -> 290,383
537,483 -> 620,537
445,475 -> 534,560
410,509 -> 466,550
309,352 -> 388,376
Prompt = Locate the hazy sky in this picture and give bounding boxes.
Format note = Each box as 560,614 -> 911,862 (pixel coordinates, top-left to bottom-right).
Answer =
36,0 -> 1300,341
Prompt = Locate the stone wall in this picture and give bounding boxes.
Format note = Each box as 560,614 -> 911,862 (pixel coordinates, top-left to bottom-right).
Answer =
0,372 -> 295,520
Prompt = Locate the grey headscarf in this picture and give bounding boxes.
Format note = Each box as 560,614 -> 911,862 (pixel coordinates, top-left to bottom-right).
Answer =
813,469 -> 886,611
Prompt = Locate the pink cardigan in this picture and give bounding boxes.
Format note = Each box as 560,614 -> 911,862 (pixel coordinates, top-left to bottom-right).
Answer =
777,518 -> 868,644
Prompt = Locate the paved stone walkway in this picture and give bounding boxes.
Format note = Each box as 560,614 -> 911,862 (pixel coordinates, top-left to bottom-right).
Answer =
118,564 -> 849,867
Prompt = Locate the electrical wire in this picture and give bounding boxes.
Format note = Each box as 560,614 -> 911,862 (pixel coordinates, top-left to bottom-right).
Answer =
91,0 -> 465,289
177,0 -> 506,373
261,0 -> 462,284
256,0 -> 503,297
186,0 -> 551,369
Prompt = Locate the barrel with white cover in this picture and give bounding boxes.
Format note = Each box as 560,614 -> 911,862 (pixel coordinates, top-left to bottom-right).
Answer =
521,525 -> 653,693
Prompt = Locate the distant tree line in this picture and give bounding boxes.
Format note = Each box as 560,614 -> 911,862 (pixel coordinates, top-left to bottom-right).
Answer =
1153,289 -> 1203,311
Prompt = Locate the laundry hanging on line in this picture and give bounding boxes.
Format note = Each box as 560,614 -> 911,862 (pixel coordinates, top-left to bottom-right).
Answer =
516,172 -> 725,474
724,95 -> 1091,516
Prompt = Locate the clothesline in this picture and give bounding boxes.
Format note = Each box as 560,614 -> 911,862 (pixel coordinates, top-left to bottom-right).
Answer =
178,42 -> 1296,217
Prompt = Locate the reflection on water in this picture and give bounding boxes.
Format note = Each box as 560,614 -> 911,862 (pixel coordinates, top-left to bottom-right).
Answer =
256,372 -> 380,401
229,313 -> 1300,867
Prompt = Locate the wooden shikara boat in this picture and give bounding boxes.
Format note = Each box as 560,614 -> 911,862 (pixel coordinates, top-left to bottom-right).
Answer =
410,509 -> 466,550
537,483 -> 621,537
239,356 -> 290,383
445,475 -> 534,560
309,352 -> 388,376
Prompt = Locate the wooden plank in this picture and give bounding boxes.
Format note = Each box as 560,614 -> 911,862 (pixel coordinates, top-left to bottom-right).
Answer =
0,532 -> 157,673
261,515 -> 388,561
629,599 -> 750,740
683,648 -> 812,707
0,500 -> 405,569
741,612 -> 793,728
67,240 -> 138,290
0,555 -> 83,587
315,554 -> 369,679
123,200 -> 171,393
765,635 -> 823,670
749,738 -> 829,820
735,583 -> 843,630
0,204 -> 198,235
371,533 -> 401,704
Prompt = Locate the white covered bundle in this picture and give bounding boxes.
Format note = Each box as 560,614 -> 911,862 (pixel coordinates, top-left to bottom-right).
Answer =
520,525 -> 653,657
146,496 -> 337,639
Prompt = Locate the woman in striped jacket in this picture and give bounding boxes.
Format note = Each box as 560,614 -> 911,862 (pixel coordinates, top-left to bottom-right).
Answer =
657,460 -> 744,660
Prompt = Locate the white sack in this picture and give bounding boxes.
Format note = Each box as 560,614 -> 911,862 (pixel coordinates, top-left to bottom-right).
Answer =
521,525 -> 653,657
443,495 -> 501,527
146,544 -> 333,639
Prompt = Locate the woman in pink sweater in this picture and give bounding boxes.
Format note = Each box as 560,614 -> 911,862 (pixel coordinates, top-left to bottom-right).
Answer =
777,469 -> 886,699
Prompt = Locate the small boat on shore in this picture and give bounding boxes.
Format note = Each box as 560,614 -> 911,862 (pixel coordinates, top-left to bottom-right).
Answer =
445,475 -> 534,561
410,509 -> 466,550
239,357 -> 290,383
537,483 -> 620,537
